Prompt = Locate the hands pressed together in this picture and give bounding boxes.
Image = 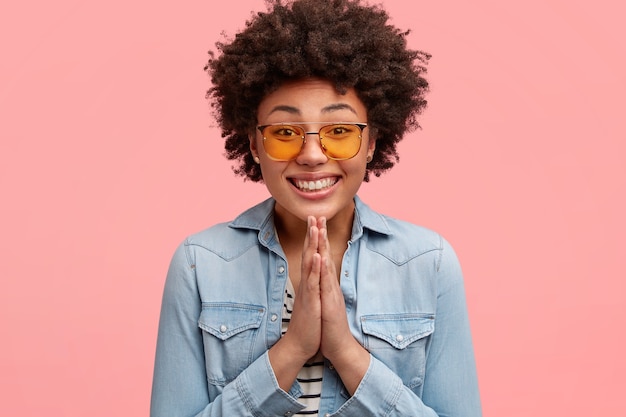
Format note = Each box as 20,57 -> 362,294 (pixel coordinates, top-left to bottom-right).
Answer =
269,216 -> 370,395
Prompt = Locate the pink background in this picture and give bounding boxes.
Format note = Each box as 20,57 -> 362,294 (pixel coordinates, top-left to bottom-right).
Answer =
1,1 -> 624,415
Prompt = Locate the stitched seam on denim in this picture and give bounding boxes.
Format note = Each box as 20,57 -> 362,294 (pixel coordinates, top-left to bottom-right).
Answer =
185,241 -> 258,261
183,239 -> 195,268
381,377 -> 403,417
235,375 -> 261,417
367,246 -> 441,266
435,234 -> 444,272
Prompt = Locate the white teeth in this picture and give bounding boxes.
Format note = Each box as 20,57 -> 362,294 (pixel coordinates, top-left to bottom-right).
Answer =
295,178 -> 337,191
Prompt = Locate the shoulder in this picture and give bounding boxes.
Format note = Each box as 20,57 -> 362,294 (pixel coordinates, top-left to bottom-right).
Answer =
355,198 -> 454,268
181,198 -> 275,261
366,214 -> 446,264
178,222 -> 257,263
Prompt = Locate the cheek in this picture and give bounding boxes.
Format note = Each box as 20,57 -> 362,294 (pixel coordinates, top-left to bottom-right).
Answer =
258,162 -> 288,187
343,160 -> 368,180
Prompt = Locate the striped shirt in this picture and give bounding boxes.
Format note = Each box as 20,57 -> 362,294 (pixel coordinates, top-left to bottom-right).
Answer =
282,279 -> 324,416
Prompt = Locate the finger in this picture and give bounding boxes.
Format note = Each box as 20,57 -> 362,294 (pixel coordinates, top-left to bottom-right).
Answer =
308,216 -> 320,253
302,216 -> 314,249
316,217 -> 327,254
318,226 -> 336,277
303,216 -> 318,253
308,252 -> 322,289
316,216 -> 328,244
319,244 -> 340,297
302,223 -> 322,297
301,216 -> 319,273
316,216 -> 326,229
296,251 -> 322,310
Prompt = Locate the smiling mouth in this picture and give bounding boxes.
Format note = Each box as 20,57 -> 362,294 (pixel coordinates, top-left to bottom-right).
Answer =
292,177 -> 338,192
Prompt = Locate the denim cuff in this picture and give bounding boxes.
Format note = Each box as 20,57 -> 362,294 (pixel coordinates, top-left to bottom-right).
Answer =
334,355 -> 405,416
234,351 -> 306,417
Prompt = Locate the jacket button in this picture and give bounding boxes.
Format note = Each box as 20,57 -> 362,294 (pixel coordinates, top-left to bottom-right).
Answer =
220,325 -> 227,333
278,266 -> 285,274
396,334 -> 404,342
271,314 -> 278,322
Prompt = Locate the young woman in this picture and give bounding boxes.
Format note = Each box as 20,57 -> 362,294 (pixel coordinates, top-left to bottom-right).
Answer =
151,1 -> 482,416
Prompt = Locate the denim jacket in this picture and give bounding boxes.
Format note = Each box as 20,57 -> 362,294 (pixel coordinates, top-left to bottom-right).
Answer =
151,196 -> 481,417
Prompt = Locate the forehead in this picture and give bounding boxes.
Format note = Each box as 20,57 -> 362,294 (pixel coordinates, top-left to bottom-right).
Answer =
257,78 -> 367,122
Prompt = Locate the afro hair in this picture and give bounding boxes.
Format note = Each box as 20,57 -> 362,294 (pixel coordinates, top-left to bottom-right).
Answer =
205,0 -> 430,182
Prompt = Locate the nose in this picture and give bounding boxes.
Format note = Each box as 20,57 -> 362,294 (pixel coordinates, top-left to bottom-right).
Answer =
295,132 -> 328,166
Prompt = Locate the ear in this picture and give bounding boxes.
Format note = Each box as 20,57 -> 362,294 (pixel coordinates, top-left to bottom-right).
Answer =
367,135 -> 376,160
249,134 -> 259,159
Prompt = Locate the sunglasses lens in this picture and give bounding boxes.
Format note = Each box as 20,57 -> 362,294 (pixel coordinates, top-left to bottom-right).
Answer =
261,124 -> 363,161
262,125 -> 305,160
319,124 -> 362,160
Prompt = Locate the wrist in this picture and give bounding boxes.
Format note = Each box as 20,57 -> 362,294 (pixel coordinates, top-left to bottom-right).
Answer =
268,337 -> 310,392
270,335 -> 311,369
325,337 -> 369,370
325,338 -> 370,396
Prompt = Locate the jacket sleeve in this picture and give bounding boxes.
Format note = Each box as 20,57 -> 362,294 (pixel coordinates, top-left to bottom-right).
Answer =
150,241 -> 307,417
329,236 -> 482,417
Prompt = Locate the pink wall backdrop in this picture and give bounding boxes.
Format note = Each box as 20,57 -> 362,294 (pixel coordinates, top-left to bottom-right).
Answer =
1,1 -> 624,416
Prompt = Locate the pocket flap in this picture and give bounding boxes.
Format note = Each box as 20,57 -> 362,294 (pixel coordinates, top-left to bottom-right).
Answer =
198,303 -> 265,340
361,313 -> 434,349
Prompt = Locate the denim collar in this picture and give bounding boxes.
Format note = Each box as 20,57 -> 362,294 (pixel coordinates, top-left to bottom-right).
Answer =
229,195 -> 393,246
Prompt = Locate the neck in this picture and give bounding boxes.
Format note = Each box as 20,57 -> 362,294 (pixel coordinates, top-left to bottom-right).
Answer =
273,204 -> 355,250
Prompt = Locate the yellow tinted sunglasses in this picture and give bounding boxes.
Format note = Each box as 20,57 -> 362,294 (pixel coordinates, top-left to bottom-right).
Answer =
257,122 -> 367,161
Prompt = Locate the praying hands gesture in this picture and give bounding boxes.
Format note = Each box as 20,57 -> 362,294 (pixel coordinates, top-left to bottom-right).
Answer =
268,216 -> 371,395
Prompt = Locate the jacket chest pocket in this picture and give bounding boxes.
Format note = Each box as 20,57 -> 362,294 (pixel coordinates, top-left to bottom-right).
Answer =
198,303 -> 265,386
361,313 -> 434,389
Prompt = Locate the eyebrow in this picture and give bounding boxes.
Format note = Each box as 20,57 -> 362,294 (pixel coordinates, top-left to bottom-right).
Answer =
267,103 -> 358,116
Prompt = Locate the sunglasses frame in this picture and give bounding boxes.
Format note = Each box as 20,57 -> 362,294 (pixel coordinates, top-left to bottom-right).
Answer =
256,122 -> 368,161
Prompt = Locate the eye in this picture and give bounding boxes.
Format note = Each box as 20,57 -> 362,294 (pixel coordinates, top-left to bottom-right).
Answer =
268,125 -> 302,139
276,128 -> 298,136
325,125 -> 356,138
331,127 -> 349,134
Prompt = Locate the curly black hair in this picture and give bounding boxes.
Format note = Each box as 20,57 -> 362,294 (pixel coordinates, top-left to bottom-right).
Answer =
205,0 -> 430,182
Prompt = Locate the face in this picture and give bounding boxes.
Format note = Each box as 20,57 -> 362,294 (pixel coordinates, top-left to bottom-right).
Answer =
251,78 -> 375,226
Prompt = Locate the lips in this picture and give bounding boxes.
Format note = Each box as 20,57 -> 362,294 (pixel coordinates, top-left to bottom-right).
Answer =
291,177 -> 338,192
